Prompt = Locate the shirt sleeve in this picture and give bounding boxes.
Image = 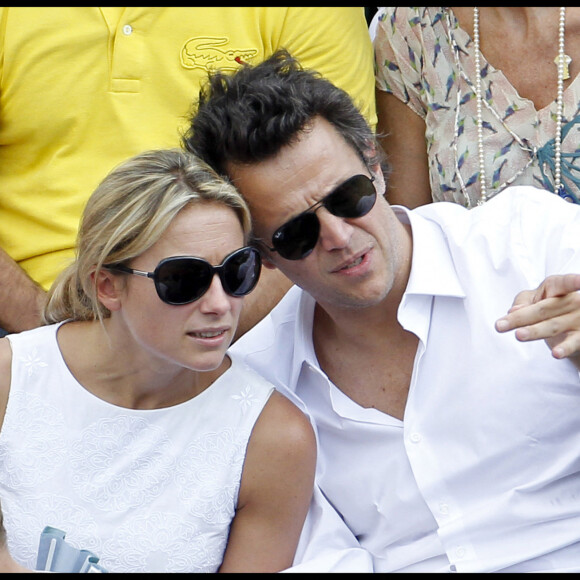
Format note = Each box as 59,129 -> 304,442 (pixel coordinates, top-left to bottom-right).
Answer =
275,7 -> 377,129
373,6 -> 428,119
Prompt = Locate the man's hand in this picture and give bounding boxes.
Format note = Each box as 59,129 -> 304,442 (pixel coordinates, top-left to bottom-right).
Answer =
495,274 -> 580,369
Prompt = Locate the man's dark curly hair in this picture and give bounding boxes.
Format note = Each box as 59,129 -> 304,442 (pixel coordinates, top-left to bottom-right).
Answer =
183,49 -> 384,176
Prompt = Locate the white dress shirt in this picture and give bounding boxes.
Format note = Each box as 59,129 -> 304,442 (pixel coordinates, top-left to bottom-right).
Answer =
231,186 -> 580,572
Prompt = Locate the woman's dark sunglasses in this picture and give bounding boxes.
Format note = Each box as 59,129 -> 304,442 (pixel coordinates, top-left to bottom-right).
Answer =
264,174 -> 377,261
104,246 -> 261,305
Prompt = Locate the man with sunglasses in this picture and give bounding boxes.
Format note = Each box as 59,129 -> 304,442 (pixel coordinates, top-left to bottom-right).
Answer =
184,50 -> 580,572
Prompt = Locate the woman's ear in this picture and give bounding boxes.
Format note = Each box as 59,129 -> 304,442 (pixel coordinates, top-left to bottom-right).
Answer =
92,268 -> 124,312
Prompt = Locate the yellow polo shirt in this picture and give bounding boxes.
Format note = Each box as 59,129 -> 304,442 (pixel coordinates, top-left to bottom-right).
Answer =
0,7 -> 376,289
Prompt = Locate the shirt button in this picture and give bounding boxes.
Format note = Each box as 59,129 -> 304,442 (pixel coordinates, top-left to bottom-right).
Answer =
455,546 -> 466,559
122,24 -> 133,35
409,432 -> 422,443
439,502 -> 449,515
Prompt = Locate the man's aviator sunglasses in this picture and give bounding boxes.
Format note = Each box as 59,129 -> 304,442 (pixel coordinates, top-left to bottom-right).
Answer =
264,174 -> 377,261
104,246 -> 261,305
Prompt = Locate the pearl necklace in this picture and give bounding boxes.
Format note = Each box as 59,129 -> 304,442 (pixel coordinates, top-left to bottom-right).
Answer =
473,7 -> 569,204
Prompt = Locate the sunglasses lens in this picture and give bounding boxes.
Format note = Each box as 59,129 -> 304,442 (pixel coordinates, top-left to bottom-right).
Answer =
271,174 -> 376,261
272,212 -> 320,261
154,248 -> 261,305
156,258 -> 210,305
326,174 -> 377,218
222,247 -> 262,296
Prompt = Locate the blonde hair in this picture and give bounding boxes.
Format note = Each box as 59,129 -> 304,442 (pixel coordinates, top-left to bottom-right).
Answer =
43,148 -> 252,324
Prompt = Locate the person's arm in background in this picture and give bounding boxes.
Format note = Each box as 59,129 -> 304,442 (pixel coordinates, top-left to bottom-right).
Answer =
234,7 -> 377,340
0,6 -> 46,335
373,6 -> 433,209
234,268 -> 292,341
375,89 -> 432,208
0,248 -> 45,334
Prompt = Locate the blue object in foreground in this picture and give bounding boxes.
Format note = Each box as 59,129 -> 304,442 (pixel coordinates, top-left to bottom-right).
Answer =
35,526 -> 107,573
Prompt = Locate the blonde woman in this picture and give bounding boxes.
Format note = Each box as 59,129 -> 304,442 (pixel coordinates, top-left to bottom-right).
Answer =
0,149 -> 316,573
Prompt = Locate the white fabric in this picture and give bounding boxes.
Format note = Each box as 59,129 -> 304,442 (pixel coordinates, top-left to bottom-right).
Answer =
368,8 -> 380,41
0,322 -> 275,573
230,185 -> 580,573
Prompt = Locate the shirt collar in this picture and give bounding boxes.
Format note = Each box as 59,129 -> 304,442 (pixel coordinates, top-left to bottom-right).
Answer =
394,205 -> 466,299
290,290 -> 319,387
287,204 -> 466,384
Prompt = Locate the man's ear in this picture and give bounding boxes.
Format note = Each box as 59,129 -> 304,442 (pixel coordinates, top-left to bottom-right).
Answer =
365,142 -> 388,198
92,268 -> 123,312
372,164 -> 387,199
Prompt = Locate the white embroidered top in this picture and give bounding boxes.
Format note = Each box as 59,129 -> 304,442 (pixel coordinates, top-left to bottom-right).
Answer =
0,322 -> 274,573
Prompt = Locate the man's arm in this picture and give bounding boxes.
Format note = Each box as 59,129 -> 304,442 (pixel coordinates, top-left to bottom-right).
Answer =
0,247 -> 46,333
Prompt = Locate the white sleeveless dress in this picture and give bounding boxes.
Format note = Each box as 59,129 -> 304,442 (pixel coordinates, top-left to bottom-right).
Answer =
0,322 -> 274,572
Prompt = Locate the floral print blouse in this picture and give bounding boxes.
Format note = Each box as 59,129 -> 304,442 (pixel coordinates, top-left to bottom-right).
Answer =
374,7 -> 580,207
